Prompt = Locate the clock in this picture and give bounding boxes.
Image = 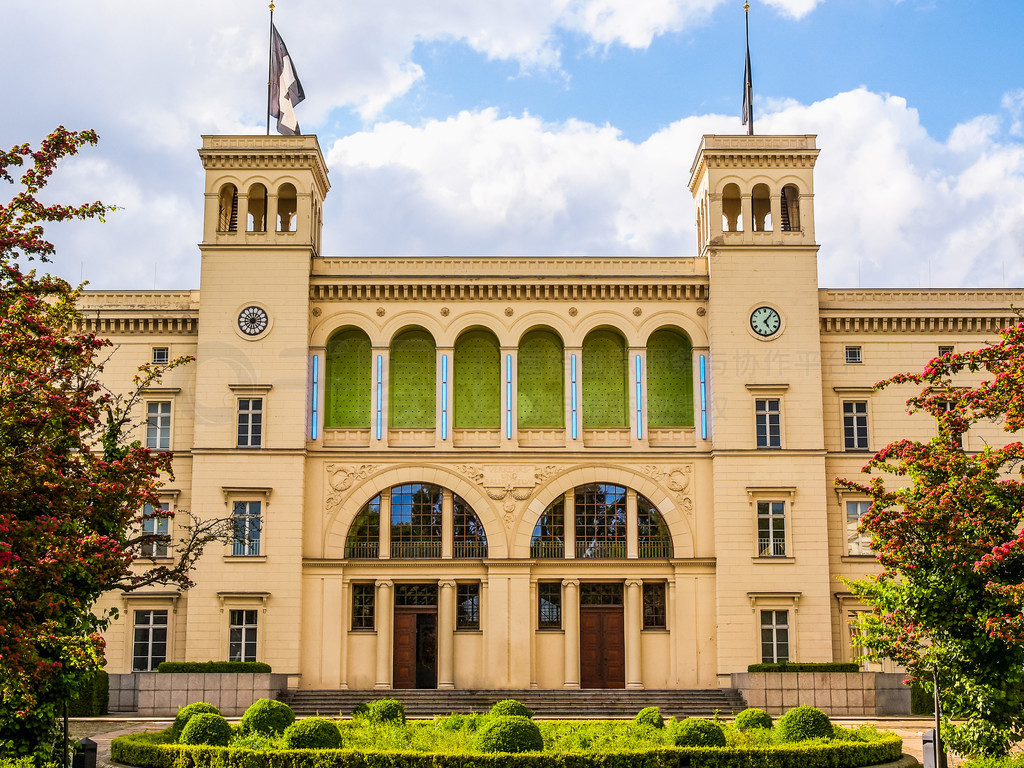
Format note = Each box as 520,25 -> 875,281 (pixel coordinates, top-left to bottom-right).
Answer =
750,306 -> 781,337
237,305 -> 269,336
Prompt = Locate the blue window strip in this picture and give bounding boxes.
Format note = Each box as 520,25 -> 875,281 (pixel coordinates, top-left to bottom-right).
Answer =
441,354 -> 449,440
375,355 -> 383,440
311,354 -> 319,440
570,353 -> 578,440
505,354 -> 513,439
634,354 -> 643,439
699,354 -> 708,439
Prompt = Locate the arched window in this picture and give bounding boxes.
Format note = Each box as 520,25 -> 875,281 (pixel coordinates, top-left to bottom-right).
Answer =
344,496 -> 379,558
781,184 -> 801,232
326,328 -> 371,428
518,328 -> 564,428
646,329 -> 694,428
576,483 -> 627,558
752,183 -> 772,232
218,183 -> 238,232
453,494 -> 487,558
247,183 -> 267,232
531,495 -> 564,558
389,329 -> 436,429
722,183 -> 742,232
638,495 -> 673,558
454,329 -> 500,429
277,183 -> 298,232
390,483 -> 442,558
582,329 -> 627,428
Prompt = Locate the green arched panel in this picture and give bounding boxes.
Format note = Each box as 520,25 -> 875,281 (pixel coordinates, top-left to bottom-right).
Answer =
389,329 -> 436,428
582,329 -> 627,428
454,329 -> 500,428
325,328 -> 371,428
646,329 -> 694,427
518,329 -> 564,428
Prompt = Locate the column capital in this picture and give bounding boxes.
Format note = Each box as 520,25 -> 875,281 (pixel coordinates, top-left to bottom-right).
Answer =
438,579 -> 457,589
562,578 -> 580,589
375,579 -> 393,589
625,578 -> 644,589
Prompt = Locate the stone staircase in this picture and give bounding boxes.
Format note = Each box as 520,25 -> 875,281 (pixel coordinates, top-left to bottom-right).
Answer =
280,688 -> 747,719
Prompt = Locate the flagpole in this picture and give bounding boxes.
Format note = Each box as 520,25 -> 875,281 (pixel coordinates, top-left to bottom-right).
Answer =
744,2 -> 753,135
267,1 -> 275,136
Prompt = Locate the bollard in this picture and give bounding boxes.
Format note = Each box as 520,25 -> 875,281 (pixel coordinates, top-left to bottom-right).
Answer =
922,729 -> 947,768
72,737 -> 97,768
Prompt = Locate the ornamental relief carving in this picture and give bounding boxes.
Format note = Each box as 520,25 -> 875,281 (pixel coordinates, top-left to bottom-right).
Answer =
325,464 -> 378,513
640,464 -> 695,516
455,464 -> 559,528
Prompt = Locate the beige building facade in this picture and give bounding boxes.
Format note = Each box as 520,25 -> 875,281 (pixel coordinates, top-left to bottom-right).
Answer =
87,132 -> 1023,692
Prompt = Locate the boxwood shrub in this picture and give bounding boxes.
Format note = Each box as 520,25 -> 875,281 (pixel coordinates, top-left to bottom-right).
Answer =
281,718 -> 344,749
671,718 -> 726,748
157,661 -> 272,673
240,698 -> 295,736
746,662 -> 860,673
367,698 -> 406,724
68,669 -> 109,717
489,699 -> 534,719
775,706 -> 833,742
633,707 -> 664,729
474,716 -> 544,753
733,708 -> 772,731
178,713 -> 232,747
171,702 -> 221,741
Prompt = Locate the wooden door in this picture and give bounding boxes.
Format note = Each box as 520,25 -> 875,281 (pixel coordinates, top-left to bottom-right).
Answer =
580,607 -> 625,689
393,611 -> 418,688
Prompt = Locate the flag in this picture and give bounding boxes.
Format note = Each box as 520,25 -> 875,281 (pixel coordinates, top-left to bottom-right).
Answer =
741,11 -> 753,134
270,24 -> 305,136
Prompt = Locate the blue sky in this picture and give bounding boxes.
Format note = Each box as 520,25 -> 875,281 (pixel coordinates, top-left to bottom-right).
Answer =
4,0 -> 1024,290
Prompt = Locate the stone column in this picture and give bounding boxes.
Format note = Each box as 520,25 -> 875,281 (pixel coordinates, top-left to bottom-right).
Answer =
562,579 -> 580,689
441,489 -> 453,559
378,489 -> 391,559
373,580 -> 393,689
625,578 -> 644,689
564,488 -> 576,559
626,488 -> 639,559
437,579 -> 456,689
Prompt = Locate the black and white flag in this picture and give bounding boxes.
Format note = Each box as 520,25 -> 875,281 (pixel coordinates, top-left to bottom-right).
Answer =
270,24 -> 305,135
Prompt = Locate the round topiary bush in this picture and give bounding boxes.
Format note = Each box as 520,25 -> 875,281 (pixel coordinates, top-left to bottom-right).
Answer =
634,706 -> 664,728
489,699 -> 534,719
281,717 -> 344,749
178,713 -> 232,746
240,698 -> 296,736
775,705 -> 833,742
368,698 -> 406,724
671,718 -> 727,747
474,716 -> 544,753
734,707 -> 773,731
170,702 -> 221,741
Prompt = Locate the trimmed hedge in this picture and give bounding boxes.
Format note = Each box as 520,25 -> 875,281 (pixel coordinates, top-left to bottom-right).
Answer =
171,703 -> 222,741
157,661 -> 273,673
672,719 -> 726,748
68,669 -> 109,717
367,699 -> 406,725
910,680 -> 935,715
634,707 -> 664,729
775,706 -> 832,743
110,731 -> 906,768
282,719 -> 345,750
489,700 -> 535,719
241,699 -> 296,736
733,708 -> 772,731
474,716 -> 544,753
746,663 -> 860,673
179,714 -> 233,747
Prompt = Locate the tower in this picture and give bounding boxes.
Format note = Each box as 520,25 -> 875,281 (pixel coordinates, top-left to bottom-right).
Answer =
689,135 -> 833,673
184,136 -> 329,671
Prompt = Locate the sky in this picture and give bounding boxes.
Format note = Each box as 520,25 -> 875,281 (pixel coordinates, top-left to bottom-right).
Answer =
5,0 -> 1024,291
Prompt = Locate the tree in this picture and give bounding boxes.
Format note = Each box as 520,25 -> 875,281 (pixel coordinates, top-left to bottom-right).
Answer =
840,319 -> 1024,758
0,128 -> 229,759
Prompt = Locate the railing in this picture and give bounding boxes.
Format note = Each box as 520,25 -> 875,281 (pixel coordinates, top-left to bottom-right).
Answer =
577,541 -> 627,559
530,541 -> 564,559
344,542 -> 379,559
758,538 -> 787,557
391,541 -> 442,559
638,541 -> 672,558
452,542 -> 487,559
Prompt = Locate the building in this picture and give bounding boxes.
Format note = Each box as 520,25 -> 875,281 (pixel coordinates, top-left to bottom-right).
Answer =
86,131 -> 1022,693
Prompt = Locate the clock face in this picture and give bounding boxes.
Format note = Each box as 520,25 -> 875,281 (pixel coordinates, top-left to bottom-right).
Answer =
237,305 -> 269,336
750,306 -> 781,337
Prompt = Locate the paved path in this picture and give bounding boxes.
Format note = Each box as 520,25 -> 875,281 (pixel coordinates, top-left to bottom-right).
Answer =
72,716 -> 963,768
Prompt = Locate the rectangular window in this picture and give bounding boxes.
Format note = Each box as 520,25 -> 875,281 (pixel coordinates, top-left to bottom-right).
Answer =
755,399 -> 781,449
232,501 -> 262,556
538,582 -> 562,629
846,501 -> 872,555
237,398 -> 263,448
456,583 -> 480,630
845,346 -> 862,364
642,583 -> 666,630
843,401 -> 869,450
146,401 -> 171,451
757,501 -> 786,557
351,584 -> 375,630
938,345 -> 954,357
141,502 -> 170,558
760,609 -> 789,663
228,609 -> 258,662
938,399 -> 964,448
152,347 -> 169,365
132,609 -> 168,671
